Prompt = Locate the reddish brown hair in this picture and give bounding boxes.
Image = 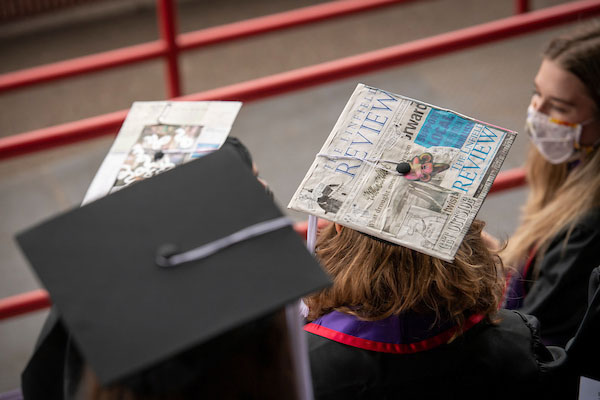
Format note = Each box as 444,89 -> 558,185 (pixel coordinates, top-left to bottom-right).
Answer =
305,220 -> 504,329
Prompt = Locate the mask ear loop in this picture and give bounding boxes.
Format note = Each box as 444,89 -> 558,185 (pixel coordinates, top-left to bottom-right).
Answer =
573,117 -> 598,154
575,138 -> 600,155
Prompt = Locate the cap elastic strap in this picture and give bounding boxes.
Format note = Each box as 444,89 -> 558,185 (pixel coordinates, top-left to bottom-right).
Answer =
306,215 -> 318,255
575,137 -> 600,154
157,217 -> 292,267
286,302 -> 315,400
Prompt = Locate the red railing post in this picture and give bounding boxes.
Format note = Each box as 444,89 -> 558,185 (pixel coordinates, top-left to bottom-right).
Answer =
516,0 -> 529,14
157,0 -> 182,98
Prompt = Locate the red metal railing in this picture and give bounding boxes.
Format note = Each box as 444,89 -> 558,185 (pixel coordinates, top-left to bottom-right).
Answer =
0,290 -> 52,321
0,0 -> 412,94
157,0 -> 181,98
2,0 -> 599,161
1,0 -> 598,321
0,160 -> 526,320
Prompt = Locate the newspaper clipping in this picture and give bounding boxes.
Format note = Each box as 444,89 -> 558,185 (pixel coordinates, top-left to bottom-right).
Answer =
83,101 -> 242,204
288,84 -> 516,261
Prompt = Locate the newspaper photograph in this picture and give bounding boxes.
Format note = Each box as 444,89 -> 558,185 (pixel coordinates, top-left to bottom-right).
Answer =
83,101 -> 242,204
111,124 -> 203,193
288,84 -> 516,261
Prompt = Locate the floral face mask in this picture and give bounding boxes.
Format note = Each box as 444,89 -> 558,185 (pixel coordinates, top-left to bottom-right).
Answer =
526,105 -> 595,164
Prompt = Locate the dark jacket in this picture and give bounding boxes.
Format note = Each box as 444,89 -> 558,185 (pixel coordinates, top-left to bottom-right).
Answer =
307,309 -> 565,400
506,208 -> 600,346
554,266 -> 600,395
566,266 -> 600,381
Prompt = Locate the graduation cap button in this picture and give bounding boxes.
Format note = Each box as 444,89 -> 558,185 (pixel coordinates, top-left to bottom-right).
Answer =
154,150 -> 165,161
155,243 -> 179,267
396,162 -> 411,175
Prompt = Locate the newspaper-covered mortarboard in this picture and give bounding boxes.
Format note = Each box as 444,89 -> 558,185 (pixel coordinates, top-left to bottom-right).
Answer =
84,101 -> 243,204
18,145 -> 331,398
289,84 -> 516,261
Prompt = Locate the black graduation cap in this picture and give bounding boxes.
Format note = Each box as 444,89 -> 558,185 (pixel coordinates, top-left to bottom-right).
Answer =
17,145 -> 331,394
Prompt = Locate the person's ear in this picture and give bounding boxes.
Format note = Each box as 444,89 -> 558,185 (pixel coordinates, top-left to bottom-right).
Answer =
335,223 -> 343,234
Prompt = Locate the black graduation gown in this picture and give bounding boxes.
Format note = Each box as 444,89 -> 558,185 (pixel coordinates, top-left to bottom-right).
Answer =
511,208 -> 600,346
307,309 -> 565,400
555,266 -> 600,394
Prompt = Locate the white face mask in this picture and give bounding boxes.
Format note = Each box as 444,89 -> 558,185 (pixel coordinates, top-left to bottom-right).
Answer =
526,105 -> 594,164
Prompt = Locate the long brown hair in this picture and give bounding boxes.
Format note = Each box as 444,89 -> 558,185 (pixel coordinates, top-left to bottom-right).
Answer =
305,220 -> 504,329
503,23 -> 600,268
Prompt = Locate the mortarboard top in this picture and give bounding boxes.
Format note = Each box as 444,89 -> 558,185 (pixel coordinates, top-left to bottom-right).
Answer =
289,83 -> 516,261
16,144 -> 331,387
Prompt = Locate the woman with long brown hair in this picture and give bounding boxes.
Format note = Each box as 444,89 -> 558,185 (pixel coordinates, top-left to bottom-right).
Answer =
305,220 -> 560,399
502,23 -> 600,347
